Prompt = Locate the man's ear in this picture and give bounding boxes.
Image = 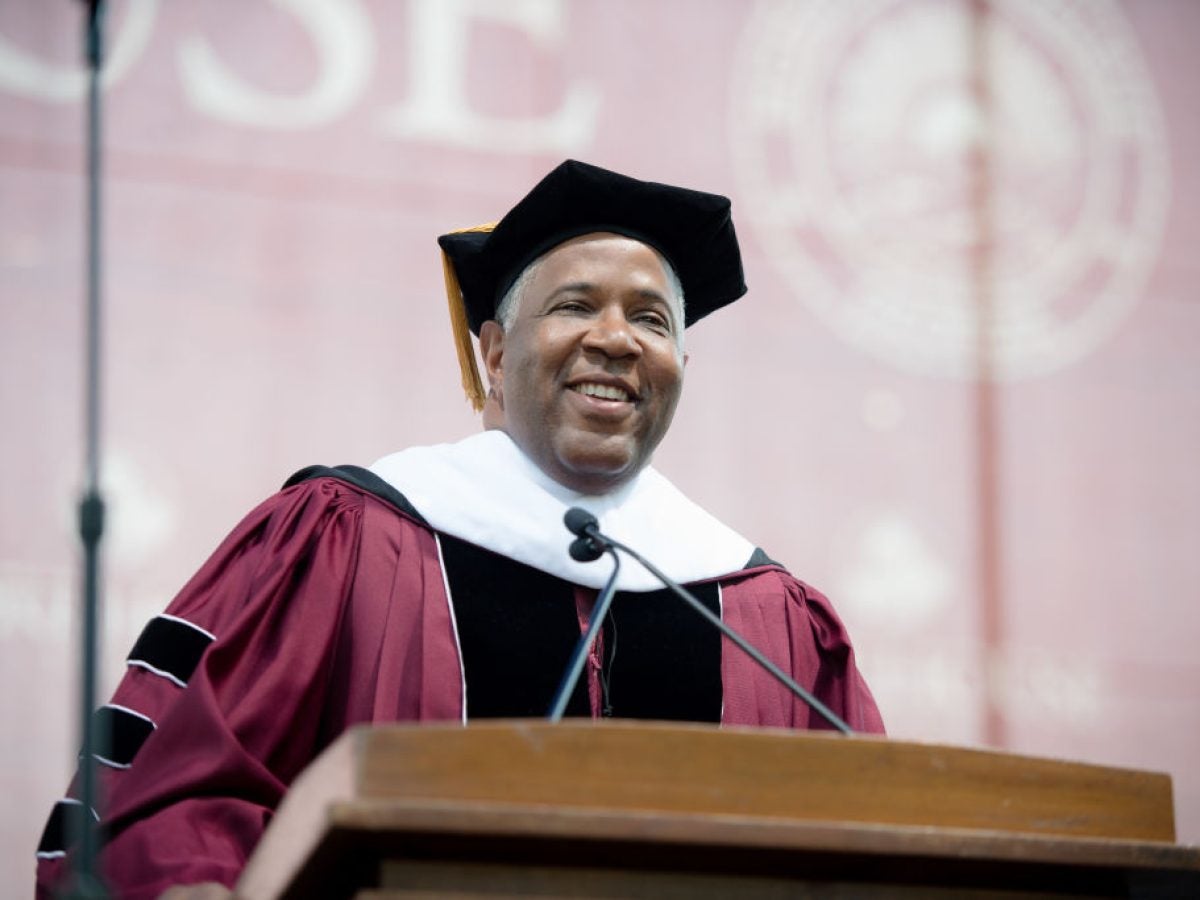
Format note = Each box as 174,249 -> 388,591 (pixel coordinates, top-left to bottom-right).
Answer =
479,320 -> 505,400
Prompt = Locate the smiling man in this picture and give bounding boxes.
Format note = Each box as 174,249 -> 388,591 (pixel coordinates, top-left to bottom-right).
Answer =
37,161 -> 883,899
480,232 -> 685,495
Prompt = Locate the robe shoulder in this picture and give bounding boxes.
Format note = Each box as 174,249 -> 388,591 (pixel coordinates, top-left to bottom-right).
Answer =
718,563 -> 886,735
283,463 -> 428,525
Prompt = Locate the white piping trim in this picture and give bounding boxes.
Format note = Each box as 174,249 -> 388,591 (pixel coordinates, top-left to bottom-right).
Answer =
434,534 -> 468,724
93,755 -> 131,770
36,850 -> 66,860
717,583 -> 725,726
126,658 -> 187,688
103,702 -> 156,726
157,612 -> 216,641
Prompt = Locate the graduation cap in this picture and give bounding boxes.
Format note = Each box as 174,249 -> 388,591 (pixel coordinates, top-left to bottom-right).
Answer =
438,159 -> 748,410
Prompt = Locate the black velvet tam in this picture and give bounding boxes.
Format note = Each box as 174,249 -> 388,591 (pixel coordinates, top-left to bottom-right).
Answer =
438,159 -> 748,334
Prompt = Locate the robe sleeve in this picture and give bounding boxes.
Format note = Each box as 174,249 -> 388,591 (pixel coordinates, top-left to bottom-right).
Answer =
36,478 -> 377,900
720,567 -> 885,734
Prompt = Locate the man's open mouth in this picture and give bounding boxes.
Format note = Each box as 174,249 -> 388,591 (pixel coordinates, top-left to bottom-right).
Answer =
570,382 -> 633,402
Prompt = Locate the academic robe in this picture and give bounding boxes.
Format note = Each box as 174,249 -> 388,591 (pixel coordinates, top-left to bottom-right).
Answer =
36,443 -> 883,899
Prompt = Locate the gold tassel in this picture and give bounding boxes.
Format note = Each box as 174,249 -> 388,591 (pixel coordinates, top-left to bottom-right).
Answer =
441,222 -> 497,411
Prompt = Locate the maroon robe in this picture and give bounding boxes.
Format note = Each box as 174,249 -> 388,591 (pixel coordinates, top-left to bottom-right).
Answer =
37,474 -> 883,899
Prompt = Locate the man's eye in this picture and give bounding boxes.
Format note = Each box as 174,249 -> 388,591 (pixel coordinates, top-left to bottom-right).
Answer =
635,312 -> 671,332
554,300 -> 590,313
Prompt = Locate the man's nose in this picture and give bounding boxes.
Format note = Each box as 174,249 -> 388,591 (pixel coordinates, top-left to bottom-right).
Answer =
581,307 -> 641,358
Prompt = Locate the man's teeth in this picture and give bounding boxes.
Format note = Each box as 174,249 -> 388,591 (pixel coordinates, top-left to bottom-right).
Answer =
572,383 -> 630,402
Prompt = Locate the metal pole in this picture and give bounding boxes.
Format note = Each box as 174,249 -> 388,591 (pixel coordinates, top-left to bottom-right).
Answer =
71,1 -> 110,896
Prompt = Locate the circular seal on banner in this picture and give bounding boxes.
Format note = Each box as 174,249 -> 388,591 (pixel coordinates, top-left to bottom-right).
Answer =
730,0 -> 1169,379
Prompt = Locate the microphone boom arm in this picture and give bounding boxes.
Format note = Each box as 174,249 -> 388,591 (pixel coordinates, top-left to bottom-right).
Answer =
573,516 -> 854,735
546,547 -> 621,722
559,507 -> 853,734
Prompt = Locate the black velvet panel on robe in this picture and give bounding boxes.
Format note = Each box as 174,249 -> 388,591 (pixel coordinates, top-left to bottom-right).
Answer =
438,534 -> 722,722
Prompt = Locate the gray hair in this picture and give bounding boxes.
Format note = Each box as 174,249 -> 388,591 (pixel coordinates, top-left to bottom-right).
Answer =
494,248 -> 686,347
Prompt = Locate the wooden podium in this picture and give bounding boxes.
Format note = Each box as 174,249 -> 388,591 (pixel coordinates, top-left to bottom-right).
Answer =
236,721 -> 1200,899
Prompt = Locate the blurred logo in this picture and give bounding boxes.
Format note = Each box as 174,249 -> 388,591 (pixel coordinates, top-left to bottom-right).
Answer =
731,0 -> 1169,379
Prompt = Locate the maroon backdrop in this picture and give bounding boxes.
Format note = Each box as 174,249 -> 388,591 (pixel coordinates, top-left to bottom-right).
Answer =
2,0 -> 1197,887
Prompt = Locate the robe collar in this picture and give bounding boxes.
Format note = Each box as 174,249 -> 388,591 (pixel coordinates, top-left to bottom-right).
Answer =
370,431 -> 755,592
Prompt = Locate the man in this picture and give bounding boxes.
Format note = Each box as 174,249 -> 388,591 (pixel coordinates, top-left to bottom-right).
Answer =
37,160 -> 883,898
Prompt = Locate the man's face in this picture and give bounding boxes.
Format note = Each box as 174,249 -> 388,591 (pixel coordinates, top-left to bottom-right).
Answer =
480,233 -> 686,495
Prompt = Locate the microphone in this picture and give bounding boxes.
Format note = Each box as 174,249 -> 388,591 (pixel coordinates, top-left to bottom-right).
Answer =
546,508 -> 621,721
563,506 -> 599,536
560,507 -> 854,735
564,507 -> 605,562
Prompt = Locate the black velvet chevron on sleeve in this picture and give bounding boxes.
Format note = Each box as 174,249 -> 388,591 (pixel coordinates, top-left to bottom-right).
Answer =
36,799 -> 96,858
80,705 -> 155,769
126,615 -> 214,687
